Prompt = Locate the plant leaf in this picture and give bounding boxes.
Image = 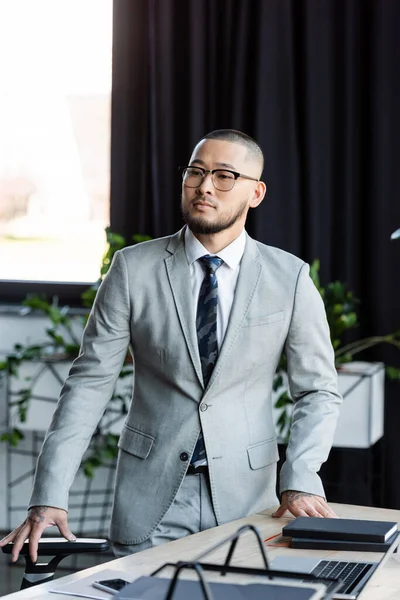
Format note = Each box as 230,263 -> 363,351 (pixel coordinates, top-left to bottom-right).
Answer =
386,366 -> 400,380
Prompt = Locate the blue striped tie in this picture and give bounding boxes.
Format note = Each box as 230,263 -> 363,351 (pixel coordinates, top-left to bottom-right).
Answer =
191,255 -> 224,467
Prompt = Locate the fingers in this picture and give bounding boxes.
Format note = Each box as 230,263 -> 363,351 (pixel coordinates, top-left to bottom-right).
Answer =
0,507 -> 75,564
286,500 -> 316,517
28,515 -> 75,563
315,498 -> 338,518
10,523 -> 32,563
290,496 -> 336,518
0,522 -> 32,562
281,491 -> 337,519
25,507 -> 54,563
291,508 -> 309,517
297,500 -> 325,518
272,504 -> 287,518
270,499 -> 337,522
56,518 -> 76,543
27,508 -> 75,563
2,507 -> 75,563
0,524 -> 24,547
27,527 -> 44,564
296,501 -> 325,518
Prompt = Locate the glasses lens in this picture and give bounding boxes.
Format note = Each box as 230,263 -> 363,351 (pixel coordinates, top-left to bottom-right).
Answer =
212,170 -> 235,191
182,167 -> 203,187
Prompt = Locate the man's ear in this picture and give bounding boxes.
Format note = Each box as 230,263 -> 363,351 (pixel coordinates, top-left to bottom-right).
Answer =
249,181 -> 267,208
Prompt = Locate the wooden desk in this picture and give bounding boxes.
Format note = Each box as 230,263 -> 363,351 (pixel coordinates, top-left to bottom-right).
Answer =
3,503 -> 400,599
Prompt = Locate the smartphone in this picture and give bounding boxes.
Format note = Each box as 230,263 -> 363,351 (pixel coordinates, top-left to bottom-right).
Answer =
92,578 -> 130,594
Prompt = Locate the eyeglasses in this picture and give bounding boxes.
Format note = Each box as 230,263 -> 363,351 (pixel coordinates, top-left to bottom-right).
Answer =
179,166 -> 259,192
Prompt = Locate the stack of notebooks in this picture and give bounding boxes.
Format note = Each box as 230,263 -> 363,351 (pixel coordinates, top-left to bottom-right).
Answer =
282,517 -> 399,552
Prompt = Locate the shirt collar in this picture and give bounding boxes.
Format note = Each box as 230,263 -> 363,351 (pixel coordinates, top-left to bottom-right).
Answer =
184,226 -> 246,270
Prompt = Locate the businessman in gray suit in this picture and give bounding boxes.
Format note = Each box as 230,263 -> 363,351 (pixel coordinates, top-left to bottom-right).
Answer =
1,129 -> 342,561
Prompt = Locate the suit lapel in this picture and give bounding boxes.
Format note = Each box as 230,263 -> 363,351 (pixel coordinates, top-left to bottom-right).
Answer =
165,229 -> 204,388
164,230 -> 262,393
205,234 -> 262,393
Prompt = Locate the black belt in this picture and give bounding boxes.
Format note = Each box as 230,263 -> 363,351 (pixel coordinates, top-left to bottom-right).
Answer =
186,464 -> 209,475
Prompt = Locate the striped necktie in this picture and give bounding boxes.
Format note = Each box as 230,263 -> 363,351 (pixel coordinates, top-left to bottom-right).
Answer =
191,255 -> 224,467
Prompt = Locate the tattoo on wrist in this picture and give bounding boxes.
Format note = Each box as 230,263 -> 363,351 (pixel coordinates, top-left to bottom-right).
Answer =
27,506 -> 48,525
285,490 -> 315,503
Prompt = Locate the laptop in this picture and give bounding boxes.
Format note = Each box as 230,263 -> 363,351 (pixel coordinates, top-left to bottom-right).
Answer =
270,530 -> 400,599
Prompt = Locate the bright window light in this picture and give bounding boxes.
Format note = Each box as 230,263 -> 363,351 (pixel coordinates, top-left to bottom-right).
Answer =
0,0 -> 112,283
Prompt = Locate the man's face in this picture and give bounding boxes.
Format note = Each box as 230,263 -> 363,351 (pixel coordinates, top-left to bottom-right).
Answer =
181,139 -> 262,235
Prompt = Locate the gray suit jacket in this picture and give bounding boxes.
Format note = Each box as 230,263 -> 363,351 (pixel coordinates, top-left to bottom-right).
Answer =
30,228 -> 342,544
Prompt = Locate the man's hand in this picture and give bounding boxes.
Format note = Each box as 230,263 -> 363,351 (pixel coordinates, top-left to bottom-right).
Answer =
272,490 -> 338,518
0,506 -> 76,563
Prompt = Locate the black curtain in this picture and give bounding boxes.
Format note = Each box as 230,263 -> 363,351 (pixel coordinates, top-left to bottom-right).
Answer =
110,0 -> 400,507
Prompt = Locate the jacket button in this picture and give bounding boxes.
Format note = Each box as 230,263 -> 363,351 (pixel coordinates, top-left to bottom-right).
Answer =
200,403 -> 208,412
180,452 -> 189,462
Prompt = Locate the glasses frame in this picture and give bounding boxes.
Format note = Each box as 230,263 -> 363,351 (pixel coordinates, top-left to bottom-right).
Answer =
179,166 -> 259,191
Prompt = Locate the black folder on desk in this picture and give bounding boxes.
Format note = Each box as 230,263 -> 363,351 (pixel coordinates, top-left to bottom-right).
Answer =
116,576 -> 324,600
282,517 -> 398,543
291,531 -> 399,552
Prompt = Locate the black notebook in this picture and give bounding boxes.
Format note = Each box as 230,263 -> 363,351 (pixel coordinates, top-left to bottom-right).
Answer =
291,531 -> 399,552
282,517 -> 398,543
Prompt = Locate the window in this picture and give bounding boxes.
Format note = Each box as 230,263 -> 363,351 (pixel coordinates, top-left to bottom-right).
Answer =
0,0 -> 112,288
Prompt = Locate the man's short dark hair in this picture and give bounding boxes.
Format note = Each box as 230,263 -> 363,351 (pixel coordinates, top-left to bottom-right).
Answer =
202,129 -> 264,175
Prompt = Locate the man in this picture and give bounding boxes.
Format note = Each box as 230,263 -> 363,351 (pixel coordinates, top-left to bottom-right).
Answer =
0,129 -> 342,562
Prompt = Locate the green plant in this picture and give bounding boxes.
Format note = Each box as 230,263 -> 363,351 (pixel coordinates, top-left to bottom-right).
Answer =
0,228 -> 151,476
274,259 -> 400,440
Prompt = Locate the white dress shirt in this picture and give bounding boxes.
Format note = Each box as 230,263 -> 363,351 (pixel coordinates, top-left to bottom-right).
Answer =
184,227 -> 247,350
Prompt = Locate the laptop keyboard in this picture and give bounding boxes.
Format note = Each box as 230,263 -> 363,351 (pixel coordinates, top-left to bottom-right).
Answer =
309,560 -> 373,595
